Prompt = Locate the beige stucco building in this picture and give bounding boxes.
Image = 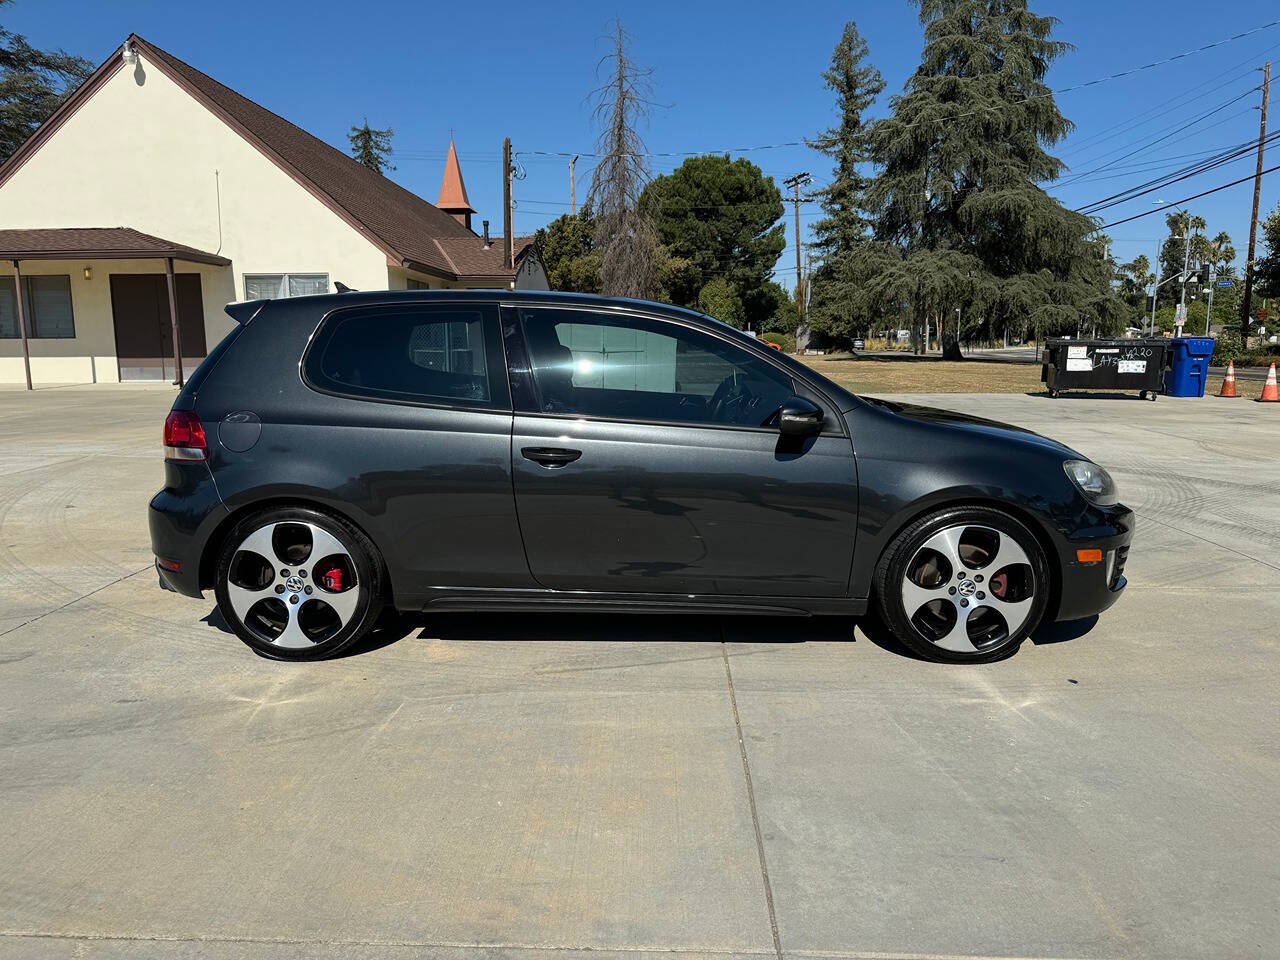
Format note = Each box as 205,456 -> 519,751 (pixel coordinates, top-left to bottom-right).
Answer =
0,34 -> 544,386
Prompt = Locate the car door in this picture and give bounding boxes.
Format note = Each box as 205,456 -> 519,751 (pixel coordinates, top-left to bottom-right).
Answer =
294,298 -> 534,599
505,303 -> 859,597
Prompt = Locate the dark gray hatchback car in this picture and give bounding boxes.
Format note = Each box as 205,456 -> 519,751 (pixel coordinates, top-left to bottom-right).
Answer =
150,290 -> 1132,663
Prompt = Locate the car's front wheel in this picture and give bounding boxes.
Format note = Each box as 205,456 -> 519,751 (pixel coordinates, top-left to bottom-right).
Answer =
214,506 -> 384,661
874,506 -> 1050,663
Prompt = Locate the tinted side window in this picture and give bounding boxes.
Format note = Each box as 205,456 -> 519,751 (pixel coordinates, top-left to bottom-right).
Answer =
516,307 -> 793,428
306,304 -> 508,408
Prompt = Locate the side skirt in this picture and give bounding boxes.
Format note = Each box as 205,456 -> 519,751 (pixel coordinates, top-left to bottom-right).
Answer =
413,587 -> 867,618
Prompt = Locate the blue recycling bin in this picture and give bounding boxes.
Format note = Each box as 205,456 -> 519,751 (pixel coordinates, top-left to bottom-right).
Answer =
1163,337 -> 1216,397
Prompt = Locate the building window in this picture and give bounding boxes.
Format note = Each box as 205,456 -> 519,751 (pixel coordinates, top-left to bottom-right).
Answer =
243,273 -> 329,300
0,275 -> 76,339
407,278 -> 431,290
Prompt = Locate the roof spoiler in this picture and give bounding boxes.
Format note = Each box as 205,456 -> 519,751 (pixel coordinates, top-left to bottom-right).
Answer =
225,299 -> 268,325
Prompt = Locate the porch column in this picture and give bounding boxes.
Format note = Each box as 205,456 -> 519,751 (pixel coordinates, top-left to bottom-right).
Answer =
12,259 -> 32,391
164,256 -> 185,387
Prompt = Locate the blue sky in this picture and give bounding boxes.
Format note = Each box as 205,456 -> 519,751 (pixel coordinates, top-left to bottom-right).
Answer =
7,0 -> 1280,285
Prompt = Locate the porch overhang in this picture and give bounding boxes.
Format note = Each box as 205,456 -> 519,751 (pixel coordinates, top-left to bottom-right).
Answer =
0,227 -> 230,265
1,228 -> 228,389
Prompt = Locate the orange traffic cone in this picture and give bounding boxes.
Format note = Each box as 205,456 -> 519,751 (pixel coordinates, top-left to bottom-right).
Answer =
1259,363 -> 1280,403
1217,360 -> 1239,397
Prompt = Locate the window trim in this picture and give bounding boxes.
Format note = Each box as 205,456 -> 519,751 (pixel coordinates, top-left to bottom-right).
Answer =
501,302 -> 845,437
0,274 -> 76,339
300,300 -> 512,413
242,272 -> 330,300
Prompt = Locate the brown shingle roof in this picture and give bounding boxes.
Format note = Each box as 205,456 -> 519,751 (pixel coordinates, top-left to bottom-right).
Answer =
0,227 -> 229,264
130,36 -> 517,281
434,235 -> 535,278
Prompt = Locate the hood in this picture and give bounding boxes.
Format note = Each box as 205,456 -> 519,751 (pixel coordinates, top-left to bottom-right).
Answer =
859,396 -> 1083,459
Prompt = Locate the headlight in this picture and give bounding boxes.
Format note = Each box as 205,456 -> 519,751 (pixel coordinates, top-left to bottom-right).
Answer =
1063,460 -> 1119,506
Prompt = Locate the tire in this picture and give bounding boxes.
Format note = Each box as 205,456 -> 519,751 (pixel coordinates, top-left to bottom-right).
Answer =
873,506 -> 1051,664
214,506 -> 385,661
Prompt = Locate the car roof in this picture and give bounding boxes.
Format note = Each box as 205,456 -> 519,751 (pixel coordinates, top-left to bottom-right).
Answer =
248,288 -> 734,332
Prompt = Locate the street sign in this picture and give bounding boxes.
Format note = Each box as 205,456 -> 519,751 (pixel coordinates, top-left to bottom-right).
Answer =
1216,279 -> 1234,287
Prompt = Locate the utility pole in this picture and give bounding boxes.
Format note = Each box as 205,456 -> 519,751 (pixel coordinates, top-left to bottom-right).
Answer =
569,155 -> 578,216
1177,222 -> 1194,337
783,172 -> 811,331
1204,266 -> 1216,336
502,137 -> 513,271
1241,61 -> 1270,343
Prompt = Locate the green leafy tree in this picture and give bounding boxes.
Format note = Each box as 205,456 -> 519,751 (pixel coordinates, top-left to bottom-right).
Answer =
0,0 -> 91,161
1255,201 -> 1280,303
348,118 -> 394,175
640,154 -> 785,330
534,209 -> 601,292
697,276 -> 745,328
760,280 -> 798,334
805,22 -> 885,342
859,0 -> 1124,352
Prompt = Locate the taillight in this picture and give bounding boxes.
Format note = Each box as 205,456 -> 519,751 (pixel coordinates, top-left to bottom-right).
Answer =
163,410 -> 207,461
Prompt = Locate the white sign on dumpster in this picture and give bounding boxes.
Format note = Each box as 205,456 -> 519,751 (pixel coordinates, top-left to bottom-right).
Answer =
1065,344 -> 1091,370
1117,359 -> 1147,374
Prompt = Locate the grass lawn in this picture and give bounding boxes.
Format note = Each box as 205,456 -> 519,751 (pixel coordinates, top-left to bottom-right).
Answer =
798,353 -> 1274,400
800,353 -> 1043,394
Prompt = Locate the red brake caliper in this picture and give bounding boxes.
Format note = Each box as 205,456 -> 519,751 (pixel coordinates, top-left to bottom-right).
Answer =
990,571 -> 1008,599
320,566 -> 344,591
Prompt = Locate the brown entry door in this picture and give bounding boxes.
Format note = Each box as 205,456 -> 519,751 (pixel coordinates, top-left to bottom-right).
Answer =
110,274 -> 208,381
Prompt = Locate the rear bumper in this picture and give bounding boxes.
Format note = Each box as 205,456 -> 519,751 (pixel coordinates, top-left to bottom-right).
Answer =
148,461 -> 228,599
1052,505 -> 1134,622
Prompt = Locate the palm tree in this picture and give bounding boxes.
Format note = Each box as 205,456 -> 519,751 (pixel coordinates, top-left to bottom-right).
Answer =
1210,231 -> 1236,277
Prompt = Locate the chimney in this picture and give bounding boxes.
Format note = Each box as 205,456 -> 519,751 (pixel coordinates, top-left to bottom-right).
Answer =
482,220 -> 490,248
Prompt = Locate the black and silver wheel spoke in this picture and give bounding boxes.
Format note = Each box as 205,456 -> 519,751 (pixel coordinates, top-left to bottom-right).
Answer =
225,521 -> 360,648
901,523 -> 1036,654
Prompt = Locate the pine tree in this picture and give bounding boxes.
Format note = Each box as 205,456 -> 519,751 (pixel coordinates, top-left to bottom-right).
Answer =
808,23 -> 884,261
861,0 -> 1124,351
0,1 -> 91,161
348,118 -> 394,175
804,22 -> 885,342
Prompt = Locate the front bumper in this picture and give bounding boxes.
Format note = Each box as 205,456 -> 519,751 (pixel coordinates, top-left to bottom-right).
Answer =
1052,505 -> 1134,621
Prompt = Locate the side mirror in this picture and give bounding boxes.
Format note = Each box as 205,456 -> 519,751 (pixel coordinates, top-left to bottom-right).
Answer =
777,396 -> 823,437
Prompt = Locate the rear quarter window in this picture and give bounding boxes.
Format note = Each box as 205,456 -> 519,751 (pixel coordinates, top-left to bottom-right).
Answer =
303,303 -> 509,409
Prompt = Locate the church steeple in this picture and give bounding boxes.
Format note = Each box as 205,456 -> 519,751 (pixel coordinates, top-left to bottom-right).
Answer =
436,139 -> 476,230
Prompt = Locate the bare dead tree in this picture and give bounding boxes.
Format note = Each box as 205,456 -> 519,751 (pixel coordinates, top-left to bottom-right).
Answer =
586,21 -> 658,298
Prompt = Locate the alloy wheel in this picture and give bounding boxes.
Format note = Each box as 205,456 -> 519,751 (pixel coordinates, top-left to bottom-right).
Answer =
900,523 -> 1037,654
224,521 -> 361,649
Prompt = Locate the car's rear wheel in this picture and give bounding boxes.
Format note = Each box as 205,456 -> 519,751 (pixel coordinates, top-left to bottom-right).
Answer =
874,506 -> 1050,663
214,506 -> 384,661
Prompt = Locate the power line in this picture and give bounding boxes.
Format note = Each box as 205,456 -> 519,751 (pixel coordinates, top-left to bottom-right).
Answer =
1057,45 -> 1280,158
1076,129 -> 1280,214
1054,87 -> 1259,187
1096,162 -> 1280,229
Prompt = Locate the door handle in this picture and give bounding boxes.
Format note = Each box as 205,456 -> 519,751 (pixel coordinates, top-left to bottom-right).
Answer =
521,446 -> 582,468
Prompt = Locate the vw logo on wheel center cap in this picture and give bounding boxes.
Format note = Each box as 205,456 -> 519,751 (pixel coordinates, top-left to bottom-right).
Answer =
958,579 -> 977,597
285,575 -> 305,593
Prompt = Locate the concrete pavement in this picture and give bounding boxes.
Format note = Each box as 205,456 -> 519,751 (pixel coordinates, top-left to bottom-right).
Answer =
1,384 -> 1277,960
